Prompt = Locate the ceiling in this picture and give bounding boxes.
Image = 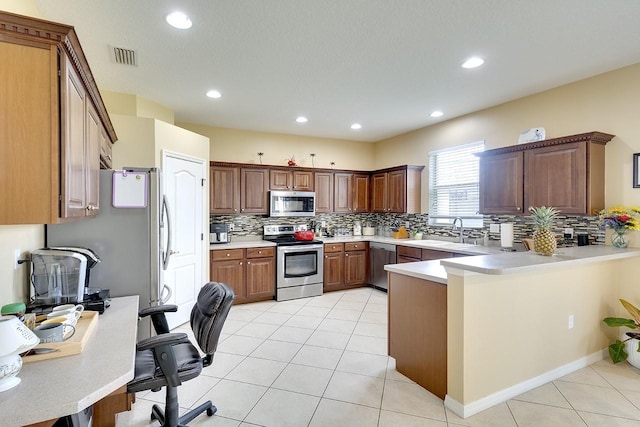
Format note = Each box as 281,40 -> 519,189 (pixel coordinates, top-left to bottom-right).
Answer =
33,0 -> 640,142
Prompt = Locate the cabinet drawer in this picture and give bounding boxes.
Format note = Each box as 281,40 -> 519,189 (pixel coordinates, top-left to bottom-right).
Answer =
324,243 -> 344,253
211,248 -> 244,261
397,245 -> 421,259
421,249 -> 453,261
246,247 -> 275,258
344,242 -> 366,251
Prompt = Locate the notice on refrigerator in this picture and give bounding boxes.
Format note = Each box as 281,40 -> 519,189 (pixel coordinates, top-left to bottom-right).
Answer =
112,171 -> 148,208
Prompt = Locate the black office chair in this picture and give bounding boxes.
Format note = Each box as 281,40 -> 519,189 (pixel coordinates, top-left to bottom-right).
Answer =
127,282 -> 235,427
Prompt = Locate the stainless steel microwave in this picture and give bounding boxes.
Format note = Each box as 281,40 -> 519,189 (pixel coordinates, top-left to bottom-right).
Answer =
269,191 -> 315,217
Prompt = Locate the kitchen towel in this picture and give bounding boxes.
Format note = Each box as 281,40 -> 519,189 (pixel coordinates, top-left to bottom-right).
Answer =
500,223 -> 514,248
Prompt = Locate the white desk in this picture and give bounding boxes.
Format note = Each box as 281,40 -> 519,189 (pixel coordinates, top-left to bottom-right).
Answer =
0,296 -> 139,426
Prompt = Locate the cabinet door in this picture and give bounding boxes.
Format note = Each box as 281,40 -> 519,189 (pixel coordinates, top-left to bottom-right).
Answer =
323,252 -> 344,289
314,172 -> 333,213
60,56 -> 87,218
421,249 -> 453,261
352,173 -> 370,212
241,168 -> 269,213
387,169 -> 406,213
479,151 -> 524,214
344,250 -> 367,285
211,258 -> 246,301
524,142 -> 587,214
371,173 -> 387,213
334,173 -> 352,213
269,169 -> 292,190
293,171 -> 314,191
85,101 -> 102,216
246,257 -> 275,299
210,165 -> 240,214
397,255 -> 421,264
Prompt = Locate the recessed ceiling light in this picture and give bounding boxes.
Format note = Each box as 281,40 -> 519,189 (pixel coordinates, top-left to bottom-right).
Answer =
296,116 -> 308,123
430,111 -> 444,118
166,12 -> 192,29
206,90 -> 222,99
351,123 -> 362,130
461,56 -> 484,69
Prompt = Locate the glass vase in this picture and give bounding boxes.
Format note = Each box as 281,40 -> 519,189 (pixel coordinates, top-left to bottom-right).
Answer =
611,229 -> 628,248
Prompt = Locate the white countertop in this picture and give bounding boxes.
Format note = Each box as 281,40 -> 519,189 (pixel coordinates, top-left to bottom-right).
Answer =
0,296 -> 139,426
212,234 -> 501,254
385,260 -> 448,284
384,245 -> 640,281
440,245 -> 640,275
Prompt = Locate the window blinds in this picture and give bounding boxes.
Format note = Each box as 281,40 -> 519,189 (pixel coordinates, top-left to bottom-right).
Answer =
428,141 -> 484,227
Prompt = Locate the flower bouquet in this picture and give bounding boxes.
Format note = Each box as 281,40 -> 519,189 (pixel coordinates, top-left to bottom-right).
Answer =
598,206 -> 640,248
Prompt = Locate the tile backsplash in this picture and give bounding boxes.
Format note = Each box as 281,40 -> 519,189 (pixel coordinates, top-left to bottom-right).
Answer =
210,212 -> 605,246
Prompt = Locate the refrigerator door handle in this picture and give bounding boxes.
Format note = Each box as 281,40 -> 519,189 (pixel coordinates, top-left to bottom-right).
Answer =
159,283 -> 173,305
162,194 -> 173,270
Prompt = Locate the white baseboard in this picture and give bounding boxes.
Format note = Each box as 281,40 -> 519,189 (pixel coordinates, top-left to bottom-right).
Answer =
444,349 -> 605,419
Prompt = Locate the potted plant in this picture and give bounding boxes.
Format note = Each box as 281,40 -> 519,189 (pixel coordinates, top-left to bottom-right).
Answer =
603,299 -> 640,368
411,227 -> 423,240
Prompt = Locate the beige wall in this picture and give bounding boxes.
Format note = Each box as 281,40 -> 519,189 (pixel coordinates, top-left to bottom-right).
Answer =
447,256 -> 640,408
0,1 -> 45,306
375,62 -> 640,213
178,123 -> 376,171
102,91 -> 175,124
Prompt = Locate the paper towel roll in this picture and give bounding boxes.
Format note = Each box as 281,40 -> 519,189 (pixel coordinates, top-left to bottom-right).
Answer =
500,223 -> 514,248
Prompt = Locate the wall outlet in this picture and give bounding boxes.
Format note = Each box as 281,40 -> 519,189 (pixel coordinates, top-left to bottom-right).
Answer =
490,224 -> 500,233
568,314 -> 574,329
228,223 -> 235,231
563,228 -> 574,239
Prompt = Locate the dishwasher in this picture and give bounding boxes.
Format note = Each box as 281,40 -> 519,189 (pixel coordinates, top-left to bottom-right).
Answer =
369,242 -> 397,291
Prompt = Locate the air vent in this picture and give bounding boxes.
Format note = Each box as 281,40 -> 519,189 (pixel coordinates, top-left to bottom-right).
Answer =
110,46 -> 138,66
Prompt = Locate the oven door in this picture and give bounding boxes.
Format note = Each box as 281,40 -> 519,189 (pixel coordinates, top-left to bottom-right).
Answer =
276,244 -> 324,288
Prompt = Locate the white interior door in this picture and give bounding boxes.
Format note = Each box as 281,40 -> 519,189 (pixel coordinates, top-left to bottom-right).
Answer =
162,152 -> 205,329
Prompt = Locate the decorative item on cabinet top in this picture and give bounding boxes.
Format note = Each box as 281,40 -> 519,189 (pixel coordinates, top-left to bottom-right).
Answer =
518,127 -> 546,144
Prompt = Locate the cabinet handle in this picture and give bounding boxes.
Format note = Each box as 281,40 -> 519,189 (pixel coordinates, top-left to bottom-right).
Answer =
226,253 -> 230,257
239,262 -> 243,265
517,207 -> 521,211
86,205 -> 96,211
258,250 -> 262,254
247,261 -> 251,264
234,209 -> 238,212
345,253 -> 349,257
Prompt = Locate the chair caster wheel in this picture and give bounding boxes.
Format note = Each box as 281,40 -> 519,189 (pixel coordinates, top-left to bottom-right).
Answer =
207,406 -> 216,416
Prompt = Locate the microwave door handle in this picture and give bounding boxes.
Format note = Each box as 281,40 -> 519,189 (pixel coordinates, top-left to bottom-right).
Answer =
162,194 -> 173,270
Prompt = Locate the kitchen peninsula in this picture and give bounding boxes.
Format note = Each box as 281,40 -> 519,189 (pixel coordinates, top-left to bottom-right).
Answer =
385,246 -> 640,418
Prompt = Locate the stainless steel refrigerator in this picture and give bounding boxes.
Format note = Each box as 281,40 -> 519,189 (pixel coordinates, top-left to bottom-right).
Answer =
46,168 -> 172,338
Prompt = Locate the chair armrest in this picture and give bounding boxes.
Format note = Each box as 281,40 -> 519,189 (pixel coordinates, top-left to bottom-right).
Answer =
136,332 -> 188,352
139,305 -> 178,335
138,304 -> 178,318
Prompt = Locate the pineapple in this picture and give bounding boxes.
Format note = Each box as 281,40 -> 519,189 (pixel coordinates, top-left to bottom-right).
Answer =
529,206 -> 559,255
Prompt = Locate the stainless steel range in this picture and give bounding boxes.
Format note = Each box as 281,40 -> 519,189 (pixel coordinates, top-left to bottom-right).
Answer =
263,225 -> 324,301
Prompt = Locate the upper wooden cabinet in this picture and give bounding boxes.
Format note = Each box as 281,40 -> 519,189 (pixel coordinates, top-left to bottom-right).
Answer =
270,169 -> 314,191
210,165 -> 240,214
210,163 -> 269,214
371,166 -> 424,214
478,132 -> 614,215
314,172 -> 334,213
334,173 -> 369,213
0,11 -> 116,224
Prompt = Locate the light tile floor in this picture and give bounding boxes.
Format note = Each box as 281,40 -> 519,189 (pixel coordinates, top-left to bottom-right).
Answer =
116,287 -> 640,426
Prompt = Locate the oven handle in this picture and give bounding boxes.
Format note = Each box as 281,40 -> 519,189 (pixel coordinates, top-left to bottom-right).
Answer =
278,244 -> 324,253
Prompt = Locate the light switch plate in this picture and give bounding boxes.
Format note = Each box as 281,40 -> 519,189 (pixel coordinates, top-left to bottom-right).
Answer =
490,224 -> 500,233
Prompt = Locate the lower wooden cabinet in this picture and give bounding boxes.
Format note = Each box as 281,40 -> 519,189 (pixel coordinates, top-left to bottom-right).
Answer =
210,247 -> 275,304
397,245 -> 454,263
323,242 -> 368,292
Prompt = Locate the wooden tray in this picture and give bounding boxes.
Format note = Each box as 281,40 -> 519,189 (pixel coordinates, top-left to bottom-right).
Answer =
23,310 -> 100,363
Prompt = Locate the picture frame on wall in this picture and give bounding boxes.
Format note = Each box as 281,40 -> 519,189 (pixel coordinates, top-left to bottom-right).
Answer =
634,153 -> 640,188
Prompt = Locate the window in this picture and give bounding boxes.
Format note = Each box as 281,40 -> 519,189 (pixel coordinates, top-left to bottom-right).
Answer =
428,141 -> 484,227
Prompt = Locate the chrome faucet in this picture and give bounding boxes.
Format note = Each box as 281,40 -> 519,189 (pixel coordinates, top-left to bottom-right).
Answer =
452,217 -> 464,243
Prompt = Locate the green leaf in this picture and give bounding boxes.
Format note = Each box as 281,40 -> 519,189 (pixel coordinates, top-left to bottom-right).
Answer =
620,299 -> 640,325
608,340 -> 628,364
603,317 -> 638,329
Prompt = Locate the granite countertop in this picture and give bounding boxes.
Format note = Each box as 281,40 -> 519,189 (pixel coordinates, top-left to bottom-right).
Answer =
0,296 -> 139,426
